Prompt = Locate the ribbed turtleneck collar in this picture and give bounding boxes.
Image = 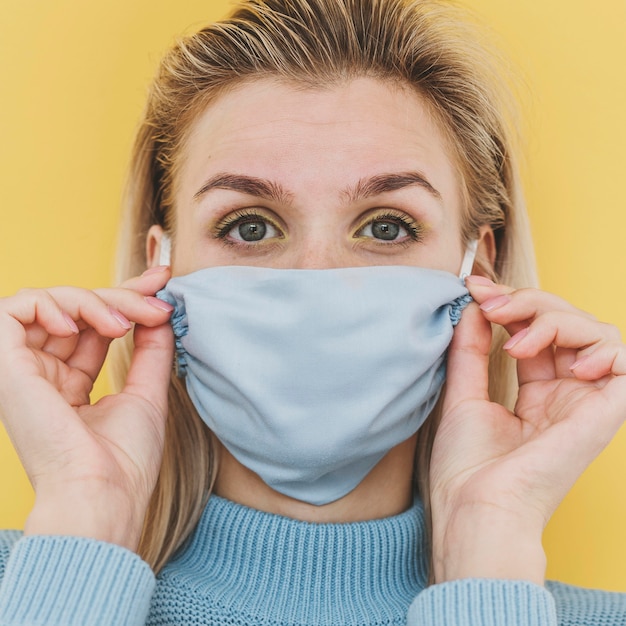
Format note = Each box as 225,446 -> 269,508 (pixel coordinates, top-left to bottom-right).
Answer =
160,495 -> 429,626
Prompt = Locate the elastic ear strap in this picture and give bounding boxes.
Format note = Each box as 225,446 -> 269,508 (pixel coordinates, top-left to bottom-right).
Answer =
459,240 -> 478,279
159,234 -> 171,266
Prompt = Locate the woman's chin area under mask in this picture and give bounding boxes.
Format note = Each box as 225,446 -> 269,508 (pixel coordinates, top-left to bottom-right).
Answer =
213,435 -> 418,523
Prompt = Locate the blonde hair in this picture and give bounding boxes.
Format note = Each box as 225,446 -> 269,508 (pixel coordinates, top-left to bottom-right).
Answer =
112,0 -> 537,574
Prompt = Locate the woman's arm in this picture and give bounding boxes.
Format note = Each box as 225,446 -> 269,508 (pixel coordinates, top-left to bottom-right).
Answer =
0,533 -> 155,625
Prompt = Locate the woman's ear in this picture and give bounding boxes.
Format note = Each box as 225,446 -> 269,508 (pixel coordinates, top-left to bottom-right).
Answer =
473,224 -> 497,278
146,225 -> 167,268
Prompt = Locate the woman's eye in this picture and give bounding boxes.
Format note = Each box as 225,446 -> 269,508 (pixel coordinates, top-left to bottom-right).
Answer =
358,218 -> 409,242
214,211 -> 283,245
229,219 -> 278,242
372,220 -> 406,241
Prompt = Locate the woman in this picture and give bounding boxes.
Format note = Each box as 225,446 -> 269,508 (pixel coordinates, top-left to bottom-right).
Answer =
0,0 -> 625,624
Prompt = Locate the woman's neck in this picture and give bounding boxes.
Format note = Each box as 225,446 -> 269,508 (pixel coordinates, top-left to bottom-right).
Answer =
213,434 -> 418,523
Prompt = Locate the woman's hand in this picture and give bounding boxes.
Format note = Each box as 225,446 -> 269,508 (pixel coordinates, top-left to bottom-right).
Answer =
0,267 -> 174,551
430,276 -> 626,585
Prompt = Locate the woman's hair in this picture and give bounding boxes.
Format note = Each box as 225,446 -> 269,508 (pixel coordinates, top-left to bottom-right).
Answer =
112,0 -> 537,574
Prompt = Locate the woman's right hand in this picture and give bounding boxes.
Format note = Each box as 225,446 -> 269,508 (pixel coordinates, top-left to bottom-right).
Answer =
0,267 -> 174,551
430,279 -> 626,585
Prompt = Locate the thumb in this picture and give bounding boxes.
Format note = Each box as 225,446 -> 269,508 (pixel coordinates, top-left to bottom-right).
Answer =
444,302 -> 492,410
123,322 -> 174,416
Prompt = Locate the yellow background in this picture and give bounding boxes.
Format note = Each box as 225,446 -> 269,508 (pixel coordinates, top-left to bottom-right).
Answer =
1,0 -> 625,591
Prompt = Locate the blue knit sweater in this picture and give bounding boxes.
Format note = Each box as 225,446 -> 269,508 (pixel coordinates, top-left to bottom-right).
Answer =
0,495 -> 624,625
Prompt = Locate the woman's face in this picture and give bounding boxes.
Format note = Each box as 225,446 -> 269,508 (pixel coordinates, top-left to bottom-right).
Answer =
149,77 -> 477,275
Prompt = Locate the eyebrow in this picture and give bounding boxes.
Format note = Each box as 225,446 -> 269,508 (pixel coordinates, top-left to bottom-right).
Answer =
193,170 -> 441,204
343,172 -> 442,203
193,173 -> 293,204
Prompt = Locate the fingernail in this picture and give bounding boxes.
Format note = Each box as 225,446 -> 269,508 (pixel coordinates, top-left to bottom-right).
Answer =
570,354 -> 591,371
108,306 -> 132,330
142,265 -> 169,276
465,275 -> 495,286
62,311 -> 79,333
503,327 -> 529,350
480,294 -> 511,312
145,296 -> 174,313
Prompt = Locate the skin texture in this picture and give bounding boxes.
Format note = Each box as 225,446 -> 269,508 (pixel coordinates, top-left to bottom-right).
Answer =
1,78 -> 624,587
161,79 -> 470,275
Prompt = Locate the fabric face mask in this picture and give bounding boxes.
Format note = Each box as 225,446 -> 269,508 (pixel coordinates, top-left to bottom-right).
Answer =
158,256 -> 473,506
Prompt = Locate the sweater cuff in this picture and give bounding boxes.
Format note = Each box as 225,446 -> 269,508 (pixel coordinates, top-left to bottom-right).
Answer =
407,579 -> 557,626
0,535 -> 155,626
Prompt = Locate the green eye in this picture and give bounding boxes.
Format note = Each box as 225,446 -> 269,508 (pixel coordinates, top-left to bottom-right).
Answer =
231,220 -> 272,242
356,212 -> 421,243
215,210 -> 283,245
369,220 -> 404,240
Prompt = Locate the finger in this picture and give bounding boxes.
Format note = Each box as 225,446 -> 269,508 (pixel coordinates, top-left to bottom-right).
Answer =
27,323 -> 111,382
0,364 -> 88,464
443,302 -> 492,410
503,311 -> 622,382
123,323 -> 174,418
467,280 -> 595,356
465,276 -> 595,326
3,287 -> 133,343
470,285 -> 602,385
0,286 -> 173,409
44,286 -> 173,333
90,289 -> 174,327
499,322 -> 556,387
0,289 -> 142,384
553,345 -> 579,379
569,340 -> 626,379
0,289 -> 80,349
3,278 -> 173,341
64,328 -> 113,382
39,332 -> 82,363
116,266 -> 171,295
22,320 -> 76,352
516,343 -> 556,385
474,286 -> 594,329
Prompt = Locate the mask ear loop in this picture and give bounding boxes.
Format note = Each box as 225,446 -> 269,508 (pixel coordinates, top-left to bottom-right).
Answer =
159,233 -> 171,266
459,239 -> 478,280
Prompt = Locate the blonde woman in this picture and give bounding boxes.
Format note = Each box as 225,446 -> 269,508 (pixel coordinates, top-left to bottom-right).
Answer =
0,1 -> 625,624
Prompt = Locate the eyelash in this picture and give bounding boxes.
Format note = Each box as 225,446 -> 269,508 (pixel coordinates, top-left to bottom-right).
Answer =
212,208 -> 424,246
213,209 -> 283,245
354,210 -> 424,244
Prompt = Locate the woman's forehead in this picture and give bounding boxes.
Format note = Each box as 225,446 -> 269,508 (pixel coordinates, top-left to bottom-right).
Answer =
176,77 -> 461,205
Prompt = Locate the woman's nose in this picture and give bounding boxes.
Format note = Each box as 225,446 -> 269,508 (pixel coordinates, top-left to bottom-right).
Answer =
289,239 -> 348,269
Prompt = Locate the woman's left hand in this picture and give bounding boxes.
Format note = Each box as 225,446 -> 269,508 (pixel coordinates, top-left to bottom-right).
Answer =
430,276 -> 626,585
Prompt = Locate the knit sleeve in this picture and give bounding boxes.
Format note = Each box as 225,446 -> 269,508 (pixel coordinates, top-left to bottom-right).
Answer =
546,580 -> 626,625
406,579 -> 557,625
0,534 -> 156,626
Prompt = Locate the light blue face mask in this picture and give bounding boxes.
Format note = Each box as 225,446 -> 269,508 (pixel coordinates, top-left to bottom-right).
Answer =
158,252 -> 474,505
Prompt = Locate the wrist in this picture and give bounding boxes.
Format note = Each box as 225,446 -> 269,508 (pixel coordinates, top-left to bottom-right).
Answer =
432,503 -> 546,585
24,482 -> 146,551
